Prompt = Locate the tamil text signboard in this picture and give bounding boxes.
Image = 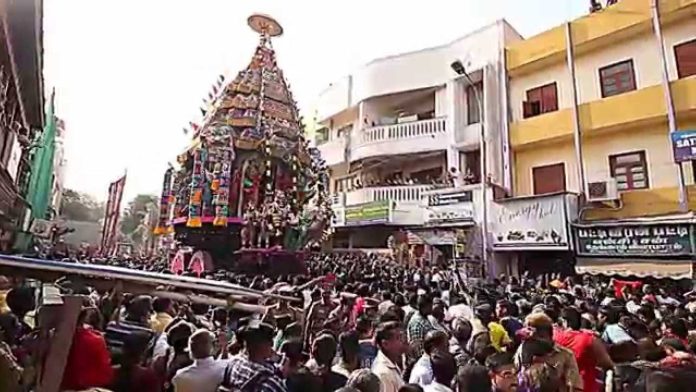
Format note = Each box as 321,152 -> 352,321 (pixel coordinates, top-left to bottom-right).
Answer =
345,200 -> 391,226
671,130 -> 696,163
490,193 -> 572,251
575,223 -> 693,257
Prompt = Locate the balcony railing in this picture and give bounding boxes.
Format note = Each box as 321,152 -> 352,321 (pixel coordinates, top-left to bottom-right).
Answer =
344,185 -> 434,206
360,117 -> 447,144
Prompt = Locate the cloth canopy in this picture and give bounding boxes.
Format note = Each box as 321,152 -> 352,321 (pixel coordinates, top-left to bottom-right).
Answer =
575,257 -> 693,280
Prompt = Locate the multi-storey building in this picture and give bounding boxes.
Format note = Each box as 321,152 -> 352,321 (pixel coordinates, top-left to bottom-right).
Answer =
0,0 -> 45,251
502,0 -> 696,278
315,21 -> 521,267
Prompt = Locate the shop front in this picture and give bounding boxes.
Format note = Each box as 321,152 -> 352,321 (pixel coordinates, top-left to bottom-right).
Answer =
573,214 -> 695,280
416,187 -> 478,266
332,200 -> 394,249
489,193 -> 579,276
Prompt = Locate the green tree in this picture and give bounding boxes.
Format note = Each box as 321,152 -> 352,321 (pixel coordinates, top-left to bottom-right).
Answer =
120,194 -> 158,244
60,189 -> 105,222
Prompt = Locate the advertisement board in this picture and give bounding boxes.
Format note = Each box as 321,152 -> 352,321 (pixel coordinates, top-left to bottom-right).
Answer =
489,193 -> 571,250
424,189 -> 475,225
575,223 -> 693,257
345,200 -> 391,225
671,130 -> 696,163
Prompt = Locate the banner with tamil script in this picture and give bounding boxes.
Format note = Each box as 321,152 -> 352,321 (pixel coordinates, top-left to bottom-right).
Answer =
344,200 -> 391,226
99,174 -> 126,256
575,223 -> 693,257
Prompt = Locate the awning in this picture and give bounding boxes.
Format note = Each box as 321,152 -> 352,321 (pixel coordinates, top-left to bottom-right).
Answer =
575,257 -> 693,280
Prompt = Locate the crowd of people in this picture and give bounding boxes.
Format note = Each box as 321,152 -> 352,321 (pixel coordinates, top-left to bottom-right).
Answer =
2,252 -> 696,392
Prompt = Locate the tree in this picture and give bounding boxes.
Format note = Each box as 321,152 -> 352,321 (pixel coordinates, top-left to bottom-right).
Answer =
60,189 -> 105,222
120,194 -> 158,246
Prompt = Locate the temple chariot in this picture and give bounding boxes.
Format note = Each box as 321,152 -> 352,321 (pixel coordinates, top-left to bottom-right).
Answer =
154,14 -> 332,275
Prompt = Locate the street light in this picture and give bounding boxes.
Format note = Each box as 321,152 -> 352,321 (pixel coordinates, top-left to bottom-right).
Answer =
450,60 -> 489,276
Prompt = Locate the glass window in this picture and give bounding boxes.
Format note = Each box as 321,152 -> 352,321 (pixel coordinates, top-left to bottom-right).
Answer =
600,60 -> 636,98
610,151 -> 648,190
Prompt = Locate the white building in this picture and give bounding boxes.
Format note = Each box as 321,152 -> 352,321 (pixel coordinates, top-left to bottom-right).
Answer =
315,20 -> 522,265
50,117 -> 67,217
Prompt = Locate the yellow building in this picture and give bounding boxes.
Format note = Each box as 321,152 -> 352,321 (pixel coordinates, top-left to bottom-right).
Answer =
503,0 -> 696,278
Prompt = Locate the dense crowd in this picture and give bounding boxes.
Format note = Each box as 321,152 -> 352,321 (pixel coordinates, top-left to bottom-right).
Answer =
2,252 -> 696,392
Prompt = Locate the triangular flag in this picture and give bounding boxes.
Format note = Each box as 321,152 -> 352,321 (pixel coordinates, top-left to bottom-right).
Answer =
183,127 -> 188,135
218,74 -> 224,83
208,91 -> 213,100
200,108 -> 207,116
212,85 -> 219,95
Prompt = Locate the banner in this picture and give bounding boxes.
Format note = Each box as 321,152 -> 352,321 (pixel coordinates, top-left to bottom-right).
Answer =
489,193 -> 571,250
345,200 -> 391,226
575,223 -> 693,257
99,174 -> 126,256
671,130 -> 696,163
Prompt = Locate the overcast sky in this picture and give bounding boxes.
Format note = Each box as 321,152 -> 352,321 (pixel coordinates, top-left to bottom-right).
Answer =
44,0 -> 585,202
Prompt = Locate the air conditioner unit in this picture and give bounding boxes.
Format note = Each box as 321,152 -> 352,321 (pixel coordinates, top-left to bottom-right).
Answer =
587,179 -> 619,202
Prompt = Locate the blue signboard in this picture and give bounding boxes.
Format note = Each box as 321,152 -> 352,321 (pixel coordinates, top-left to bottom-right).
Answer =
671,130 -> 696,163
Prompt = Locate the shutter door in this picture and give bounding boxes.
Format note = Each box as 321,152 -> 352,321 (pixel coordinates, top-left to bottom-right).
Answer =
533,163 -> 566,195
675,39 -> 696,79
541,83 -> 558,112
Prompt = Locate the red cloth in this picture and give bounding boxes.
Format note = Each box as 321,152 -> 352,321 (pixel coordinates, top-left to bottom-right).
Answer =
61,326 -> 114,390
613,279 -> 642,298
554,328 -> 598,392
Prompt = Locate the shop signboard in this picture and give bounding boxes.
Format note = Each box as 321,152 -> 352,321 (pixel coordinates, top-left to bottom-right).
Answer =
671,130 -> 696,163
424,189 -> 475,225
575,223 -> 693,257
344,200 -> 391,225
490,193 -> 572,251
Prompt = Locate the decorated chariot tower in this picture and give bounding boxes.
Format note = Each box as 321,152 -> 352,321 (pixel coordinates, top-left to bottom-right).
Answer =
154,15 -> 331,273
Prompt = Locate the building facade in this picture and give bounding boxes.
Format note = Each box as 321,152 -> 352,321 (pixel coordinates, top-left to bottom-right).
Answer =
315,20 -> 521,268
504,0 -> 696,278
0,0 -> 45,251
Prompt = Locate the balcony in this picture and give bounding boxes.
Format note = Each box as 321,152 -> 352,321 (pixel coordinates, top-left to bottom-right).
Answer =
350,117 -> 448,161
316,137 -> 348,166
506,0 -> 696,76
344,184 -> 434,206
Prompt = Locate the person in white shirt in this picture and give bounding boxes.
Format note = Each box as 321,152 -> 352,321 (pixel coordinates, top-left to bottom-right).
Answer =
423,351 -> 456,392
409,330 -> 449,387
171,329 -> 228,392
372,321 -> 409,392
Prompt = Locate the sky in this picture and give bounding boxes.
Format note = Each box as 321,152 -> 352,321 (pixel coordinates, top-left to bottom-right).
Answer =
43,0 -> 586,203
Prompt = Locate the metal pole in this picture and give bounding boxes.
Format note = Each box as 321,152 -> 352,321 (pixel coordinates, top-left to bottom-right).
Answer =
651,0 -> 688,212
565,22 -> 587,197
461,70 -> 488,274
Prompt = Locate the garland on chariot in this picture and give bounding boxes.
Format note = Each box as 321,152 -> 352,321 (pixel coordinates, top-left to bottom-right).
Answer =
154,14 -> 332,252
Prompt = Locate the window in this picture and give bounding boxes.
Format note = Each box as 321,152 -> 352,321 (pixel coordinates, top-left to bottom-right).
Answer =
467,82 -> 483,124
532,163 -> 566,195
523,83 -> 557,119
610,151 -> 648,190
675,39 -> 696,79
599,60 -> 636,97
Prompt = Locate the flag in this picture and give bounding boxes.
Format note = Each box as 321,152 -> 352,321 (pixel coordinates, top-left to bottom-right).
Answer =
218,74 -> 224,83
99,174 -> 126,256
182,127 -> 188,135
200,107 -> 207,116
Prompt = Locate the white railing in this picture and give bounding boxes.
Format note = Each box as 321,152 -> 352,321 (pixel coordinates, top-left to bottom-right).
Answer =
345,185 -> 434,206
360,117 -> 447,144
